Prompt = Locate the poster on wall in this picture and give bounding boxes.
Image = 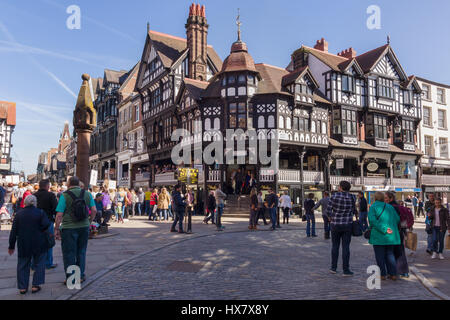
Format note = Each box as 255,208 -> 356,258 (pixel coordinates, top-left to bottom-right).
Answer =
108,180 -> 117,190
90,170 -> 98,186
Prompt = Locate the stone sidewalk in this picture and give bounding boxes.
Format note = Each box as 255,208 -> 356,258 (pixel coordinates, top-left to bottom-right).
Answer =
0,214 -> 448,300
0,215 -> 303,300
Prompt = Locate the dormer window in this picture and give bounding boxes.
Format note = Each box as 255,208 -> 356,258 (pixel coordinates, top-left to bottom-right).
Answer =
378,77 -> 395,99
342,74 -> 355,94
295,84 -> 313,95
228,75 -> 236,84
238,75 -> 246,84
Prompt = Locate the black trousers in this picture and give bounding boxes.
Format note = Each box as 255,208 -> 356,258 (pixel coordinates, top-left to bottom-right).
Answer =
256,208 -> 267,224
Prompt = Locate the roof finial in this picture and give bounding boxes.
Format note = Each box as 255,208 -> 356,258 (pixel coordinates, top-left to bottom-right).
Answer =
236,8 -> 242,42
147,22 -> 150,33
387,35 -> 390,45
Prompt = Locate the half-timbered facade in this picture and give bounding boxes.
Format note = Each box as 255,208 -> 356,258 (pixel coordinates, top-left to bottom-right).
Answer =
136,4 -> 222,187
289,39 -> 423,202
0,101 -> 16,174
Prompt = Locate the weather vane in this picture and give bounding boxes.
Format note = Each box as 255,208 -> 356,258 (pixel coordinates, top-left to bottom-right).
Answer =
236,8 -> 242,41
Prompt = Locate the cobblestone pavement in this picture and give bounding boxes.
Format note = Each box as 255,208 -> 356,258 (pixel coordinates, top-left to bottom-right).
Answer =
73,222 -> 437,300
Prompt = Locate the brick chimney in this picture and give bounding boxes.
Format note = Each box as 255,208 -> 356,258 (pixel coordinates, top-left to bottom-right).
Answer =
337,47 -> 357,59
314,38 -> 328,52
186,3 -> 209,81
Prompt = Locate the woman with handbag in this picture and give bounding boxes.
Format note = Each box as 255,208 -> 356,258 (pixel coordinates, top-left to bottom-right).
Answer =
368,192 -> 401,281
8,195 -> 51,295
385,192 -> 410,278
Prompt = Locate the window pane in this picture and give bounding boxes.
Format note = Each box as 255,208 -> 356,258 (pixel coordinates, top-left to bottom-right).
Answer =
238,114 -> 246,128
229,115 -> 236,128
238,103 -> 246,113
229,103 -> 237,113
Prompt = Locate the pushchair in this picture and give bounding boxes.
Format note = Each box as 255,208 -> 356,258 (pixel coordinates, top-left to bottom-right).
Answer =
0,205 -> 12,225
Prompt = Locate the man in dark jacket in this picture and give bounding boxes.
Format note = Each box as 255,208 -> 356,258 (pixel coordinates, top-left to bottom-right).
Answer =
171,185 -> 186,233
34,180 -> 58,269
266,189 -> 279,231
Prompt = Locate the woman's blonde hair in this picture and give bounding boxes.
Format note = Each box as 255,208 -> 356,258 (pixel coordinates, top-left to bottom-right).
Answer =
161,188 -> 167,195
374,192 -> 385,202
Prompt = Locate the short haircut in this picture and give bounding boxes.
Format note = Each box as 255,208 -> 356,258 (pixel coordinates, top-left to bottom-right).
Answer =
175,185 -> 181,190
385,191 -> 396,201
68,176 -> 80,187
374,192 -> 385,202
308,193 -> 314,199
339,181 -> 351,192
24,195 -> 37,207
324,191 -> 329,196
39,179 -> 50,189
358,191 -> 364,196
435,198 -> 442,203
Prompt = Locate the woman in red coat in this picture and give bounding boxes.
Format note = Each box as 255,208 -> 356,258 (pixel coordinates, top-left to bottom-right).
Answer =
20,187 -> 33,209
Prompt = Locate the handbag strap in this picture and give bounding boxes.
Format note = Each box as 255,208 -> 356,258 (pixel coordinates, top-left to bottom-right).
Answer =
376,204 -> 387,221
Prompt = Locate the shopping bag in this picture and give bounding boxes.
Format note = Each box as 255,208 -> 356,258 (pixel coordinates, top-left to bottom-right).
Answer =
446,235 -> 450,250
405,231 -> 417,251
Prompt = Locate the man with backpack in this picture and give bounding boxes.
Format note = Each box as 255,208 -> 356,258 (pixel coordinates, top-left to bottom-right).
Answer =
55,177 -> 96,284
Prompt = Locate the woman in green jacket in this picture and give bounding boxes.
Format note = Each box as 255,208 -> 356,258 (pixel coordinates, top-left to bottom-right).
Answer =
368,192 -> 401,280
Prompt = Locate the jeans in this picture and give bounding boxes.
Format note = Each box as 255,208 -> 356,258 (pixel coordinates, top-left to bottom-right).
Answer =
331,224 -> 352,272
256,208 -> 267,225
306,213 -> 316,237
46,223 -> 55,268
159,209 -> 169,221
250,209 -> 257,226
359,212 -> 369,232
322,215 -> 330,237
17,252 -> 46,290
144,200 -> 151,217
136,202 -> 142,216
373,245 -> 397,277
205,209 -> 215,224
427,233 -> 433,251
269,207 -> 277,229
432,227 -> 447,254
171,210 -> 184,231
216,204 -> 224,229
61,227 -> 90,279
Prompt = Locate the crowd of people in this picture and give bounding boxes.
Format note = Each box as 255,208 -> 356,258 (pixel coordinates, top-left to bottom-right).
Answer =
3,176 -> 450,295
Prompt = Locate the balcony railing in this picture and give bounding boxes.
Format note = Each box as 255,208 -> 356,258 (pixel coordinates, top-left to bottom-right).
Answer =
303,171 -> 324,184
278,170 -> 300,183
330,176 -> 362,186
208,170 -> 221,182
422,175 -> 450,186
392,178 -> 417,188
364,177 -> 390,186
154,172 -> 177,185
136,172 -> 151,182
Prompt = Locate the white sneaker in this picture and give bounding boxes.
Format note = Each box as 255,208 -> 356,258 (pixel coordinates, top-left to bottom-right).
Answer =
431,252 -> 437,259
439,253 -> 445,260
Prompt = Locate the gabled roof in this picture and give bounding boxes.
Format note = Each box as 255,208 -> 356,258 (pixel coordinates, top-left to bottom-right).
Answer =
401,75 -> 421,92
147,30 -> 223,70
301,46 -> 349,72
355,44 -> 389,74
255,63 -> 290,95
104,69 -> 128,84
176,78 -> 209,104
118,62 -> 140,97
281,66 -> 319,88
0,101 -> 16,126
338,58 -> 364,75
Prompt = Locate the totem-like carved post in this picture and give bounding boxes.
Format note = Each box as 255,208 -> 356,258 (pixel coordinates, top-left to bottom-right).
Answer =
73,74 -> 96,189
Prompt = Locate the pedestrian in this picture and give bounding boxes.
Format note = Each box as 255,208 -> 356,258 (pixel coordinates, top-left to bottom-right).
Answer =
124,188 -> 133,219
412,194 -> 419,219
266,188 -> 278,231
8,195 -> 51,294
425,193 -> 435,255
94,193 -> 104,224
34,179 -> 58,270
385,192 -> 409,278
249,188 -> 258,230
149,188 -> 158,221
20,186 -> 33,209
214,185 -> 227,231
136,188 -> 144,216
114,188 -> 125,223
131,189 -> 138,218
256,191 -> 268,226
170,185 -> 186,233
144,188 -> 152,218
417,198 -> 424,218
203,191 -> 216,225
326,180 -> 356,276
158,188 -> 170,221
357,191 -> 369,232
4,183 -> 14,217
368,192 -> 401,281
304,193 -> 317,238
234,169 -> 243,195
428,198 -> 450,260
185,188 -> 195,218
313,191 -> 331,239
54,177 -> 97,284
280,191 -> 292,225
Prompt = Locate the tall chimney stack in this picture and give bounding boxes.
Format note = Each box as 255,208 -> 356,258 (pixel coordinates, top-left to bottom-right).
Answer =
186,3 -> 209,81
314,38 -> 329,52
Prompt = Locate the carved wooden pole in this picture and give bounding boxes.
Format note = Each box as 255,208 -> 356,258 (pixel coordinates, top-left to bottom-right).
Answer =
73,74 -> 96,189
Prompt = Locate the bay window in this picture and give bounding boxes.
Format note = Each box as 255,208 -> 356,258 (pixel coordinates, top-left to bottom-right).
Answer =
378,78 -> 394,99
342,74 -> 355,93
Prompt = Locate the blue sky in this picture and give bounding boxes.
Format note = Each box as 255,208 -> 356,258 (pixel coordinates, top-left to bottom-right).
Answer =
0,0 -> 449,175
